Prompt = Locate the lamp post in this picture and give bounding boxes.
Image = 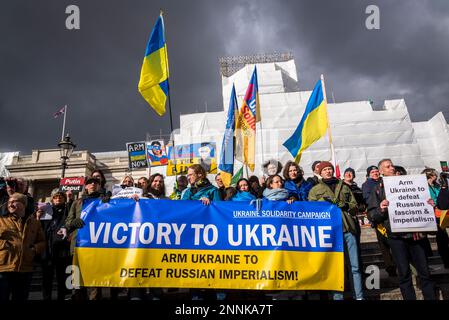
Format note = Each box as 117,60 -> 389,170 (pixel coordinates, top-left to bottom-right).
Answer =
58,134 -> 76,178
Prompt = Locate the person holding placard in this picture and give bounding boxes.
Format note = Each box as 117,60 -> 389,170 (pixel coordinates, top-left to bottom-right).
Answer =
367,159 -> 436,300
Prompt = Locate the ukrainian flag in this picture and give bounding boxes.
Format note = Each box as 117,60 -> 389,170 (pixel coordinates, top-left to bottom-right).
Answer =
283,80 -> 328,163
218,85 -> 238,187
138,14 -> 169,116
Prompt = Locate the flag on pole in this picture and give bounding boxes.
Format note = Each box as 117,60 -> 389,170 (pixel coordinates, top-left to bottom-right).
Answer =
234,66 -> 260,172
230,166 -> 244,186
283,80 -> 328,163
53,106 -> 66,119
218,85 -> 238,187
138,13 -> 169,116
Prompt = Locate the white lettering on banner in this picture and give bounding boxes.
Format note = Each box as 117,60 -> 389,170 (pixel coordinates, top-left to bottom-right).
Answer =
384,174 -> 437,233
62,178 -> 83,185
88,222 -> 186,245
228,224 -> 333,248
87,222 -> 334,248
319,226 -> 333,248
112,223 -> 128,244
232,210 -> 331,219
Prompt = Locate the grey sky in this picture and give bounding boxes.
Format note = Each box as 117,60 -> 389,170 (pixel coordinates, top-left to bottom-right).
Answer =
1,0 -> 448,153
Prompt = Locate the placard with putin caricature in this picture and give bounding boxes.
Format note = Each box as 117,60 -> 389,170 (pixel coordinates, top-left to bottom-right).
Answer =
146,140 -> 169,167
166,142 -> 217,176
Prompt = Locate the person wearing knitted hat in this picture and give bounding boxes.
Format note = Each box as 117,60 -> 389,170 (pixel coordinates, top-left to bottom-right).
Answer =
362,166 -> 380,203
308,161 -> 364,300
343,167 -> 365,211
306,160 -> 322,187
343,168 -> 367,277
362,164 -> 397,278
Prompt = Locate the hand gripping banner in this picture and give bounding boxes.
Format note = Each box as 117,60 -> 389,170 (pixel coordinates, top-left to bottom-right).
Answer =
74,199 -> 344,291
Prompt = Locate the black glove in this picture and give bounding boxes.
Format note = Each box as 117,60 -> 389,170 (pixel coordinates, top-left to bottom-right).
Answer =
71,218 -> 85,229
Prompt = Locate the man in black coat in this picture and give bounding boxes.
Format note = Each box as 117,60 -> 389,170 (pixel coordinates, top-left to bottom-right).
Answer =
367,159 -> 436,300
38,189 -> 71,301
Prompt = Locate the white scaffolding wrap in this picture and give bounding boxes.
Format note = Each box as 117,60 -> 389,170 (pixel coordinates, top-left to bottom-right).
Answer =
0,152 -> 19,177
174,59 -> 449,186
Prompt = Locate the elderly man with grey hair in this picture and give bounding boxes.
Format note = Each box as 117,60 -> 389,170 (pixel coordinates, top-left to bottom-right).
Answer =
0,192 -> 45,301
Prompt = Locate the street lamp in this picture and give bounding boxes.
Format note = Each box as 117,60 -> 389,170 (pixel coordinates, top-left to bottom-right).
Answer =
58,134 -> 76,178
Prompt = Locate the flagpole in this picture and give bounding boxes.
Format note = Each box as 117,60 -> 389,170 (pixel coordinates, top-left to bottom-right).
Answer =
61,105 -> 67,140
321,75 -> 340,178
258,122 -> 265,172
161,10 -> 178,179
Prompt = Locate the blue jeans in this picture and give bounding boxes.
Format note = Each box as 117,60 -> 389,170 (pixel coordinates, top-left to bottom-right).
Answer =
332,232 -> 364,300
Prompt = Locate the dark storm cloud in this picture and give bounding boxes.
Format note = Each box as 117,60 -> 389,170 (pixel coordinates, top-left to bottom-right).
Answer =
1,0 -> 448,154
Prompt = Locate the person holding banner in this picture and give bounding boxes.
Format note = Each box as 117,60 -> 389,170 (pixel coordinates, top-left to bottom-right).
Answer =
121,175 -> 135,188
91,169 -> 108,193
169,175 -> 188,200
367,159 -> 436,300
128,173 -> 168,300
137,177 -> 149,193
231,178 -> 256,201
283,161 -> 312,202
182,164 -> 221,300
145,173 -> 168,199
62,177 -> 108,300
215,173 -> 226,200
308,161 -> 363,300
263,175 -> 295,204
182,164 -> 221,204
248,175 -> 264,199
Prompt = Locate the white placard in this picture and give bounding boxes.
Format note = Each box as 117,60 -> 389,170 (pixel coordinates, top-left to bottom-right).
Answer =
37,202 -> 53,220
383,174 -> 437,233
111,186 -> 143,199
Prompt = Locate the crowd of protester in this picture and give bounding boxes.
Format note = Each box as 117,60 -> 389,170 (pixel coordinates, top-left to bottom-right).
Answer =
1,159 -> 449,301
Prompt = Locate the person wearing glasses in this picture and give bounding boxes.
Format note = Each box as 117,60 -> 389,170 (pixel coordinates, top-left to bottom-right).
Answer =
0,193 -> 45,301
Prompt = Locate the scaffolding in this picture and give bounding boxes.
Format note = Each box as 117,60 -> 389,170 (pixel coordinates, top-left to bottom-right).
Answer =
219,52 -> 294,77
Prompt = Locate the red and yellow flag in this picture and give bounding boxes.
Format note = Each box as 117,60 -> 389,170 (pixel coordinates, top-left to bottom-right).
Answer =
235,67 -> 260,172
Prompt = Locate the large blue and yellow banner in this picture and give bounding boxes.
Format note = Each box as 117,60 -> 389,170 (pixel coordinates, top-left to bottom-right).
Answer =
74,199 -> 344,291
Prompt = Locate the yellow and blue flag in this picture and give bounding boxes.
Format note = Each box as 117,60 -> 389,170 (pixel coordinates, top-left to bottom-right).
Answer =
235,67 -> 260,171
138,14 -> 169,116
283,80 -> 328,163
219,85 -> 238,187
